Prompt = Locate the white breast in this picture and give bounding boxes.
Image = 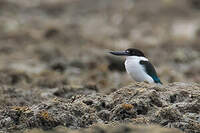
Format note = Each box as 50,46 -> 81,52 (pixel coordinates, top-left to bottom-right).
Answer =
125,56 -> 154,83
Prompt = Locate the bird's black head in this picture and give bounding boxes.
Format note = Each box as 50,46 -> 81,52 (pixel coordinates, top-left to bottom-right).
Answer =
110,48 -> 145,57
125,48 -> 145,57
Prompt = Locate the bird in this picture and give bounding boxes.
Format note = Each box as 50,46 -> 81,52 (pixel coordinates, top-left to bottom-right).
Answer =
109,48 -> 162,84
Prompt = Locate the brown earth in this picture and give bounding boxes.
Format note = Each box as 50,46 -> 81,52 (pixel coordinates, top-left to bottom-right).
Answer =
24,125 -> 183,133
0,83 -> 200,133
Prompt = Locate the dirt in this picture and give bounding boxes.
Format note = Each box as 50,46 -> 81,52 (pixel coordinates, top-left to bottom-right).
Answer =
0,83 -> 199,133
0,0 -> 200,133
23,125 -> 183,133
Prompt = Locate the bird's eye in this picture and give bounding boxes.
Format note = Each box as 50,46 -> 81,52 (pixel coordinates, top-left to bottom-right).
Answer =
125,50 -> 129,53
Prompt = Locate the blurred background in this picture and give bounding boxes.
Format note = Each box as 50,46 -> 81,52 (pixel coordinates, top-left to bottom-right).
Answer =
0,0 -> 200,91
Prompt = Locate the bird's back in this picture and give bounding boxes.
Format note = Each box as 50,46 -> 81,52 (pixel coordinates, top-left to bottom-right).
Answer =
139,60 -> 162,84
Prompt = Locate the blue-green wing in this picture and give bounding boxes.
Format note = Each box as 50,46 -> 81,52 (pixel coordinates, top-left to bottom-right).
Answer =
140,60 -> 162,84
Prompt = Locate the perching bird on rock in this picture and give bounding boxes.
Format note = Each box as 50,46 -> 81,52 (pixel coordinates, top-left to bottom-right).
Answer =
110,48 -> 162,84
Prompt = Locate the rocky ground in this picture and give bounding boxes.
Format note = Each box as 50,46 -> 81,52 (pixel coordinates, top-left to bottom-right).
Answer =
0,83 -> 200,133
0,0 -> 200,133
23,125 -> 183,133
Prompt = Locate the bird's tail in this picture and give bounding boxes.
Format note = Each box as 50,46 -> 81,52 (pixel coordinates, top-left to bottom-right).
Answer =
153,76 -> 163,84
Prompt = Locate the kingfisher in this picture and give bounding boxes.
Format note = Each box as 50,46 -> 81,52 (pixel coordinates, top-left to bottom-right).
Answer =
110,48 -> 162,84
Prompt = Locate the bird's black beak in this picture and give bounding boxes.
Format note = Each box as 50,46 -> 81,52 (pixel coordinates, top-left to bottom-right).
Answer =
109,51 -> 128,56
